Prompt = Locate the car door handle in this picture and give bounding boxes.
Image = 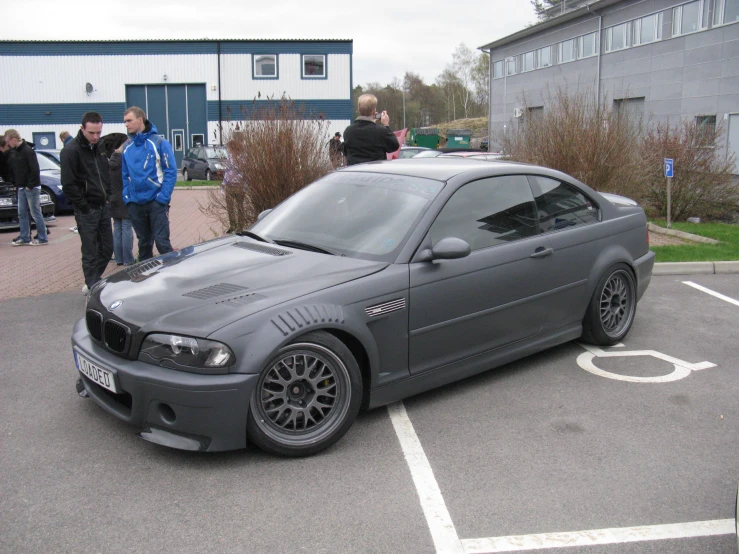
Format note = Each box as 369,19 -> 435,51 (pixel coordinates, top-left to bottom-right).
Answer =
530,247 -> 553,259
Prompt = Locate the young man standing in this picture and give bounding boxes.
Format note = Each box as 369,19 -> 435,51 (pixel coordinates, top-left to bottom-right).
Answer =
61,112 -> 114,294
5,129 -> 48,246
121,106 -> 177,261
343,94 -> 399,166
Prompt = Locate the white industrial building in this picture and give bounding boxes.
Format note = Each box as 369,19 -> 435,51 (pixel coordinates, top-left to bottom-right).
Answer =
0,39 -> 353,166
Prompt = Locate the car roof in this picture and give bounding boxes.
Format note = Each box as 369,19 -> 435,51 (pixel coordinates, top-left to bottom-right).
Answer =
339,158 -> 538,181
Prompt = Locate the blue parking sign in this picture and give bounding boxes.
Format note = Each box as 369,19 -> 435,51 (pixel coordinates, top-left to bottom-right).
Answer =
664,158 -> 674,178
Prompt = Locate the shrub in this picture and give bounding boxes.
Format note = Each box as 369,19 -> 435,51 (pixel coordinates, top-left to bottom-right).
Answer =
200,98 -> 334,233
639,119 -> 738,221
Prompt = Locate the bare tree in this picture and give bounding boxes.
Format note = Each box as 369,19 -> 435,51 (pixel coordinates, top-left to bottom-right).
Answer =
451,43 -> 476,118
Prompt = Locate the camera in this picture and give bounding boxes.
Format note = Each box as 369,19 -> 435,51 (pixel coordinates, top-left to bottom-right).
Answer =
374,111 -> 382,120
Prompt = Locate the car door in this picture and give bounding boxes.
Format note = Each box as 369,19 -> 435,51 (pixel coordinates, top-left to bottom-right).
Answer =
408,175 -> 556,375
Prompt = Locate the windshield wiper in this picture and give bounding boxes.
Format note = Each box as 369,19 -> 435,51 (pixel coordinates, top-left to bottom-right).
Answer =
273,239 -> 341,256
237,230 -> 274,243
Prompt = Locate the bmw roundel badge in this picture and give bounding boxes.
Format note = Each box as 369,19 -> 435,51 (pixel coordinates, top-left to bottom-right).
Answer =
109,300 -> 124,311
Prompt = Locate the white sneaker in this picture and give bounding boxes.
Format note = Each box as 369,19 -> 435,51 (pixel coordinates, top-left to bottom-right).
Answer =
70,226 -> 78,233
81,284 -> 89,296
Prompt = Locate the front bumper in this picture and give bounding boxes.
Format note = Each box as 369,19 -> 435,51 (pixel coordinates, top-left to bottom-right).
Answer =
634,249 -> 656,302
71,318 -> 259,452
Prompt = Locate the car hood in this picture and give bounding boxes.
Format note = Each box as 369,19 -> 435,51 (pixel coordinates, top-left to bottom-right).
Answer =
95,237 -> 388,336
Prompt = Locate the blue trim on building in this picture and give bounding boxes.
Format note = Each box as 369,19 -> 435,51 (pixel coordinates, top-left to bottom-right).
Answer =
0,103 -> 126,125
300,54 -> 328,81
209,100 -> 353,122
252,54 -> 279,80
0,40 -> 352,56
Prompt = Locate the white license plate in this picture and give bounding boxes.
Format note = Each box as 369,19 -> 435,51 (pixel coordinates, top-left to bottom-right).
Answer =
75,351 -> 118,393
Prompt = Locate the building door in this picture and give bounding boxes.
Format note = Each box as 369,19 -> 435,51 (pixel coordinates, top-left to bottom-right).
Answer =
125,83 -> 207,165
727,113 -> 739,174
32,132 -> 56,149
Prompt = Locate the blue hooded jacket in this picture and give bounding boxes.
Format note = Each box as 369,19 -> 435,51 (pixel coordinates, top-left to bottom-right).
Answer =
121,121 -> 177,205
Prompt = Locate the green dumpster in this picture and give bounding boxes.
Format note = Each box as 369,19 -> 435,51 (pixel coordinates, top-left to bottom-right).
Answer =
410,127 -> 440,149
445,129 -> 472,149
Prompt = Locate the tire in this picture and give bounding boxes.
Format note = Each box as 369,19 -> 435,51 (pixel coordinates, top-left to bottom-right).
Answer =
41,186 -> 57,213
205,169 -> 211,181
247,331 -> 362,457
182,168 -> 191,182
582,263 -> 637,346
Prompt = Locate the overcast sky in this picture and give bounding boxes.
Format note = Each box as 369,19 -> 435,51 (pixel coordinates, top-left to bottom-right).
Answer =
5,0 -> 535,87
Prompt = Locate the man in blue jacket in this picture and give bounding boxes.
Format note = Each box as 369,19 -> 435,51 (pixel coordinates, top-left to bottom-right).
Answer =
121,106 -> 177,261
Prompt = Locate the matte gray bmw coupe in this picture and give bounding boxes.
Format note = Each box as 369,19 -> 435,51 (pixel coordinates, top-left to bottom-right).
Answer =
72,159 -> 655,456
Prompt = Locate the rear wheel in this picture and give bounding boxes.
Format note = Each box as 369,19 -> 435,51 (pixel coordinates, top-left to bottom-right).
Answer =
205,169 -> 212,181
582,263 -> 637,346
182,168 -> 191,182
247,331 -> 362,457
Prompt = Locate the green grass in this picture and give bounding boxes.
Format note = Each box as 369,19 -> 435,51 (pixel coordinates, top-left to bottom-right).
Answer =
649,220 -> 739,262
175,180 -> 217,187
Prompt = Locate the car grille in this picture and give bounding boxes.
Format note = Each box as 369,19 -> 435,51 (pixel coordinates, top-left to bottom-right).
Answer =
104,320 -> 130,353
86,310 -> 103,341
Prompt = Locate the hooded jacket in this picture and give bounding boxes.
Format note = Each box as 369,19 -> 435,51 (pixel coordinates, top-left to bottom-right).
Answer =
343,117 -> 399,166
7,140 -> 41,188
60,130 -> 110,211
121,121 -> 177,205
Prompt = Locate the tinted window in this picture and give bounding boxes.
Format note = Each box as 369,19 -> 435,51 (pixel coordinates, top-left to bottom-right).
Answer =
429,175 -> 539,251
528,176 -> 599,232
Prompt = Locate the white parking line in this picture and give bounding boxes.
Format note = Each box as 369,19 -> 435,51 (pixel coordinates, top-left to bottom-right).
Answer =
387,401 -> 464,553
683,281 -> 739,307
461,519 -> 736,553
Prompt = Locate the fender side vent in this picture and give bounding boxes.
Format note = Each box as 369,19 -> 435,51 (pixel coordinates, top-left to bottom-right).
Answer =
271,305 -> 345,336
365,298 -> 406,318
183,283 -> 249,299
232,242 -> 291,256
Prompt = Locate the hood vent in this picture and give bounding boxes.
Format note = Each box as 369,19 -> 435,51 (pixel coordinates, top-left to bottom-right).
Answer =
365,298 -> 406,318
183,283 -> 249,300
127,259 -> 162,278
216,292 -> 263,307
232,242 -> 292,256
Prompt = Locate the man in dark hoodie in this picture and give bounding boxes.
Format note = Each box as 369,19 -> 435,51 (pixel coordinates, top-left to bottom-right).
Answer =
61,112 -> 114,295
5,129 -> 48,246
343,93 -> 399,166
121,106 -> 177,261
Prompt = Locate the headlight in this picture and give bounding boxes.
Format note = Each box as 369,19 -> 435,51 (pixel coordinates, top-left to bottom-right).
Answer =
40,194 -> 51,202
0,198 -> 12,206
56,185 -> 63,191
139,333 -> 235,372
214,164 -> 224,170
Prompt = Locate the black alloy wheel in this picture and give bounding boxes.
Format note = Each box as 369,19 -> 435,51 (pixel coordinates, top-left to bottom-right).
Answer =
247,331 -> 362,457
582,263 -> 637,346
182,168 -> 191,182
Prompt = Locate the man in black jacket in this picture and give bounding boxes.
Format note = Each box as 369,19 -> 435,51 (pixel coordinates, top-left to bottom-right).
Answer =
61,112 -> 114,294
343,94 -> 399,166
5,130 -> 48,246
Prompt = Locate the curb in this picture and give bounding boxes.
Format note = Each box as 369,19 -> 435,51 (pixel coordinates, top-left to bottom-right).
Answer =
174,186 -> 220,190
647,222 -> 720,244
654,261 -> 739,275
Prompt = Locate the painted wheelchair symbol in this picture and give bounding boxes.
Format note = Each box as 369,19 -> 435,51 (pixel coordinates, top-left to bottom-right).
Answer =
577,343 -> 716,383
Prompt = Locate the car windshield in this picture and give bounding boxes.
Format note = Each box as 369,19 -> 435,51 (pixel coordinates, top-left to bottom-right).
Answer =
251,171 -> 444,261
36,153 -> 60,171
204,147 -> 227,160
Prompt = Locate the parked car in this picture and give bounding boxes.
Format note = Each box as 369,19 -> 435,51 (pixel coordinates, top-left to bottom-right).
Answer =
410,149 -> 444,158
72,159 -> 655,456
181,146 -> 227,181
35,152 -> 73,213
440,151 -> 505,160
0,182 -> 55,230
36,149 -> 62,165
396,146 -> 430,159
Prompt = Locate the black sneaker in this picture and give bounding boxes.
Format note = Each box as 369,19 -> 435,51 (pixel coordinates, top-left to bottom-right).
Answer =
33,228 -> 50,240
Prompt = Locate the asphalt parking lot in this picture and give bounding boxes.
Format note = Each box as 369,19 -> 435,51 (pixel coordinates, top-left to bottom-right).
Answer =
1,274 -> 737,553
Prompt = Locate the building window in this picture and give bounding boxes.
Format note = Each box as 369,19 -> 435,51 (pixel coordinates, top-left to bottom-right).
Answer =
302,55 -> 325,78
634,12 -> 663,45
578,32 -> 598,58
506,58 -> 517,76
526,106 -> 544,127
696,115 -> 717,145
673,1 -> 705,36
559,38 -> 576,63
714,0 -> 739,25
254,54 -> 277,78
606,22 -> 631,52
522,51 -> 535,72
493,60 -> 504,79
614,97 -> 646,118
537,46 -> 552,68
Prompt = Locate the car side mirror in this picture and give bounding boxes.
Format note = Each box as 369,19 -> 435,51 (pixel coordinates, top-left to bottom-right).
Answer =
418,237 -> 471,262
256,209 -> 272,221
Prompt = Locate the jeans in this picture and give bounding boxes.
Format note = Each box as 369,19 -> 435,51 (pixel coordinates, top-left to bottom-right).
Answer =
18,187 -> 47,243
113,218 -> 135,265
127,200 -> 172,261
75,204 -> 114,288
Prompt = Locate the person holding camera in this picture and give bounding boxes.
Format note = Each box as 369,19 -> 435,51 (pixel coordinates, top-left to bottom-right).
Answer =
343,94 -> 399,166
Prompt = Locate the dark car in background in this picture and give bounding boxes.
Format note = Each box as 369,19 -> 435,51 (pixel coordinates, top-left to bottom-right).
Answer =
35,152 -> 73,213
181,146 -> 227,181
0,182 -> 55,230
72,158 -> 654,457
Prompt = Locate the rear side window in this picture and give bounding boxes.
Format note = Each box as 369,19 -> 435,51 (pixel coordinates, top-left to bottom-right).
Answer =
528,176 -> 599,232
429,175 -> 539,250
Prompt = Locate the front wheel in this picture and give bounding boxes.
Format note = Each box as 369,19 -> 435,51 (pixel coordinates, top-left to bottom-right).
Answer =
182,168 -> 191,182
247,331 -> 362,457
205,169 -> 211,181
582,263 -> 637,346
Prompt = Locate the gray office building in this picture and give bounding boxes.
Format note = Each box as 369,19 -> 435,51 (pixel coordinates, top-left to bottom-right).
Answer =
481,0 -> 739,171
